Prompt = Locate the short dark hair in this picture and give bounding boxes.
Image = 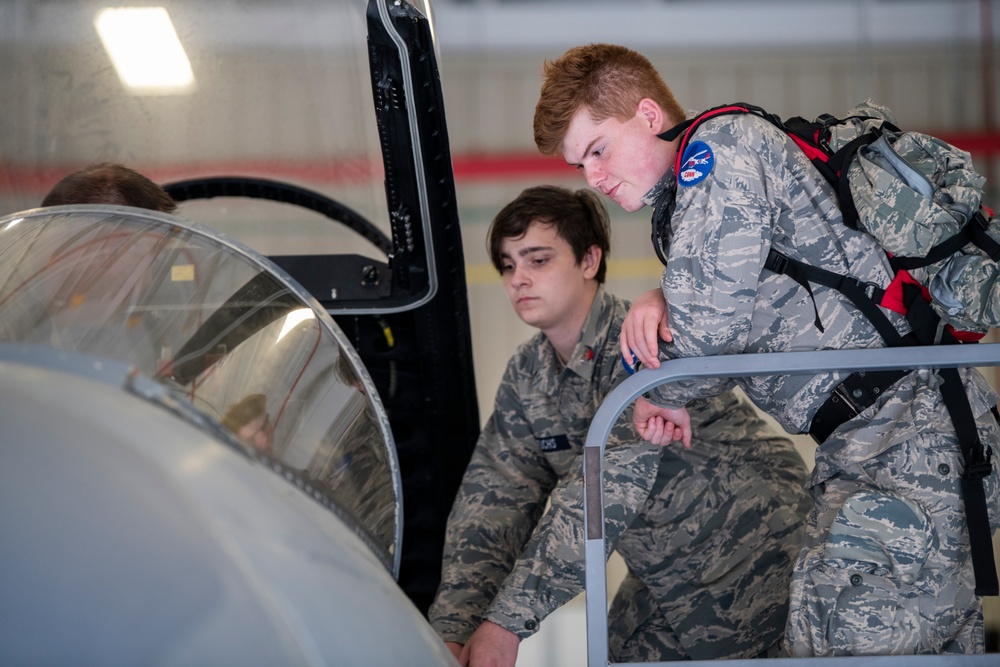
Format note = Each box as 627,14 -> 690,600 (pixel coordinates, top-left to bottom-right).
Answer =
42,162 -> 177,213
487,185 -> 611,284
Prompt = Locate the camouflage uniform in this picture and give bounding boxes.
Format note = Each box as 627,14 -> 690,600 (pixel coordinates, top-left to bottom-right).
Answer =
644,111 -> 1000,655
428,287 -> 811,660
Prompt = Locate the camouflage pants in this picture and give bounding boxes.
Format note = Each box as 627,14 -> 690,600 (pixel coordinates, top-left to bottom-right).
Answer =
608,571 -> 686,661
609,573 -> 785,661
611,391 -> 812,660
786,395 -> 1000,656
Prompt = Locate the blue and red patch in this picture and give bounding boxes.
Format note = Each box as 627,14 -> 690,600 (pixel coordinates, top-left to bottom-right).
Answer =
677,140 -> 714,187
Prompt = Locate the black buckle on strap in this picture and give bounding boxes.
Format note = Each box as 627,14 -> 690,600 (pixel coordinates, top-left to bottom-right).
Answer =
829,380 -> 865,417
844,276 -> 883,301
834,370 -> 891,414
964,443 -> 994,480
974,209 -> 992,231
765,249 -> 788,274
809,369 -> 908,444
809,381 -> 865,444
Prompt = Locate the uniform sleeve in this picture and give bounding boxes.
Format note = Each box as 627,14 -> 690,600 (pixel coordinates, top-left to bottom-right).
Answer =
650,120 -> 776,409
427,363 -> 558,644
483,365 -> 662,639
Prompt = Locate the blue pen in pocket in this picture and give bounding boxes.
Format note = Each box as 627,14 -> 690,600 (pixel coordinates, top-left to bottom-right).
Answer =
621,349 -> 640,375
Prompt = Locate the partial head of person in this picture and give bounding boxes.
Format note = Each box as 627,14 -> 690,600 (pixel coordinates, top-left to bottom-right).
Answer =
42,162 -> 177,213
335,351 -> 366,393
533,43 -> 685,213
222,393 -> 273,452
487,185 -> 610,342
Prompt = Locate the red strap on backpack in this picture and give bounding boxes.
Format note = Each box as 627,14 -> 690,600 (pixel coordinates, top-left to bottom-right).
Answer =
881,269 -> 986,342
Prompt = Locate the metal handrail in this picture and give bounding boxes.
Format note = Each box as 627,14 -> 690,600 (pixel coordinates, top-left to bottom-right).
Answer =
583,344 -> 1000,667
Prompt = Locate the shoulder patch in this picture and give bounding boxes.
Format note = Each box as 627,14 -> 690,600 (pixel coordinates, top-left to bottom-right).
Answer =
535,434 -> 570,452
677,140 -> 714,187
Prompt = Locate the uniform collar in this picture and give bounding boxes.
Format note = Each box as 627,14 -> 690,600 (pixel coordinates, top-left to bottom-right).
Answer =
642,109 -> 698,208
642,169 -> 676,208
539,286 -> 614,384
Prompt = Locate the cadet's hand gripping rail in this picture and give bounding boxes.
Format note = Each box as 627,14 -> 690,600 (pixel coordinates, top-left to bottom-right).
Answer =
583,344 -> 1000,667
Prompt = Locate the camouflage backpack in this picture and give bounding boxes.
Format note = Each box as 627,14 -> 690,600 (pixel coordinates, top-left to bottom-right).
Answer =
833,101 -> 999,336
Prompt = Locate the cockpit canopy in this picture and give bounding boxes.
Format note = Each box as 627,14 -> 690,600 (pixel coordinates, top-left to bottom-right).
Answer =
0,204 -> 401,573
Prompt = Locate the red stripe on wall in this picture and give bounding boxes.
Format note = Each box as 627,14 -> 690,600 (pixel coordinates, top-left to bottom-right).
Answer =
1,132 -> 996,193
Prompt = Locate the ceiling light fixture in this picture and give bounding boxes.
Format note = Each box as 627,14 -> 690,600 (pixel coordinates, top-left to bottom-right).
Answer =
95,7 -> 195,95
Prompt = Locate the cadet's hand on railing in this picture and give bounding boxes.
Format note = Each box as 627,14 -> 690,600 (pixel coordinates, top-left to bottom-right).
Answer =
633,396 -> 691,448
620,288 -> 671,370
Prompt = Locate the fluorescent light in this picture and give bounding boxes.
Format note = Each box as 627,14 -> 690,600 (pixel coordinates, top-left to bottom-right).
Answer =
95,7 -> 195,95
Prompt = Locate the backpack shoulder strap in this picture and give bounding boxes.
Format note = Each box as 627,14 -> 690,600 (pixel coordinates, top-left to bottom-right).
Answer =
658,103 -> 778,177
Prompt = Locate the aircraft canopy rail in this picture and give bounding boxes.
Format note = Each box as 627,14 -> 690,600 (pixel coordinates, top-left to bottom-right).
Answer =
583,344 -> 1000,667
